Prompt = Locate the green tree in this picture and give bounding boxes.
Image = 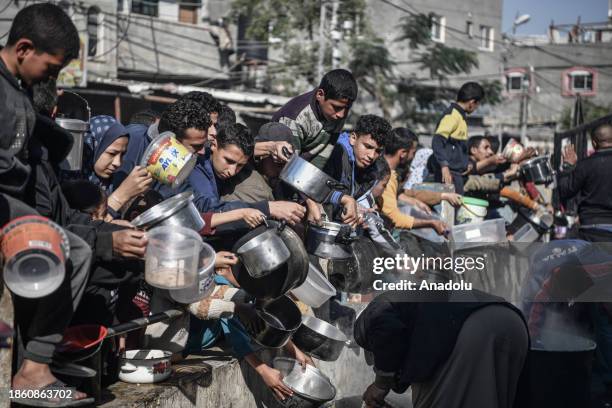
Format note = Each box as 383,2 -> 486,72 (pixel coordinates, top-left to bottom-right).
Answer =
560,99 -> 612,130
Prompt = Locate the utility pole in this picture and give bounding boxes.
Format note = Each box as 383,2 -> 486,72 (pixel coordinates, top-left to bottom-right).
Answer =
519,66 -> 533,145
330,0 -> 341,69
317,1 -> 327,79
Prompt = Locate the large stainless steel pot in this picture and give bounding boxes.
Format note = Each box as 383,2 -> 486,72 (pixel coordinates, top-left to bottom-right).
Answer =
236,227 -> 290,278
246,295 -> 302,348
232,221 -> 309,301
517,207 -> 554,234
280,148 -> 346,203
55,118 -> 89,171
305,221 -> 354,260
131,192 -> 204,231
292,315 -> 349,362
273,357 -> 336,408
521,156 -> 553,185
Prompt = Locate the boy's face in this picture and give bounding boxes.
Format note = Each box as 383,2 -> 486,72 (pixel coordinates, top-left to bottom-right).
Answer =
471,139 -> 494,162
315,89 -> 351,122
15,40 -> 66,86
350,133 -> 383,169
210,143 -> 249,180
207,112 -> 218,142
464,99 -> 480,114
179,127 -> 208,154
371,174 -> 391,198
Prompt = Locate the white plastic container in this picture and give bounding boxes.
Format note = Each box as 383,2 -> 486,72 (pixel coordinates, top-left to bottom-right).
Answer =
145,226 -> 203,289
449,219 -> 507,252
513,223 -> 540,243
169,242 -> 216,304
398,203 -> 447,243
291,262 -> 336,308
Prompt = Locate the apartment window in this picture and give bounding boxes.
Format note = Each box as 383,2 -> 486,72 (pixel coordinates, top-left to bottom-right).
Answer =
569,71 -> 593,92
431,15 -> 445,43
132,0 -> 158,17
506,72 -> 526,92
466,21 -> 473,38
87,7 -> 102,57
479,25 -> 494,51
562,67 -> 597,96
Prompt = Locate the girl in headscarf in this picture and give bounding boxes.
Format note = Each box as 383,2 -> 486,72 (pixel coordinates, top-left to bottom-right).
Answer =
85,115 -> 153,219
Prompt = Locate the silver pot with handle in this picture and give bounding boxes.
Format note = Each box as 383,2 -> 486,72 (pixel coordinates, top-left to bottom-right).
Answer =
236,223 -> 291,278
280,147 -> 346,203
55,118 -> 89,171
119,349 -> 172,384
521,156 -> 554,185
292,315 -> 349,362
131,191 -> 204,232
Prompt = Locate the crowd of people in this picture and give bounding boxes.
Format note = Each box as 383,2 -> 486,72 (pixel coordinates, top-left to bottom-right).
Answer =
1,4 -> 612,408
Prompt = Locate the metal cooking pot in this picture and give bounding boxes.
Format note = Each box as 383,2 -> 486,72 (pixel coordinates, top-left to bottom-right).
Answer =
247,295 -> 302,348
521,156 -> 554,185
232,221 -> 309,301
518,207 -> 554,234
131,191 -> 204,231
55,118 -> 89,171
292,315 -> 349,362
306,221 -> 354,260
236,227 -> 290,278
273,357 -> 336,408
328,236 -> 380,293
280,148 -> 346,203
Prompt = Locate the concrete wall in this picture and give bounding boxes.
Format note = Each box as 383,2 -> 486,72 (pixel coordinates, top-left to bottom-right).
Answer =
367,0 -> 504,87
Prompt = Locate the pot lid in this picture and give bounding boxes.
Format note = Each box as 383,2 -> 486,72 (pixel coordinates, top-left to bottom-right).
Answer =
55,118 -> 90,132
131,191 -> 193,228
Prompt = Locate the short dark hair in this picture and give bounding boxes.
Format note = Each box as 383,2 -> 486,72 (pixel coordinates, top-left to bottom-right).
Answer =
7,3 -> 79,62
385,127 -> 418,155
593,123 -> 612,146
468,135 -> 487,153
486,135 -> 500,153
457,82 -> 485,103
129,110 -> 160,126
217,104 -> 236,133
181,91 -> 222,115
363,157 -> 391,186
158,99 -> 211,139
217,123 -> 254,157
318,69 -> 358,102
354,114 -> 392,148
61,180 -> 105,215
32,79 -> 58,115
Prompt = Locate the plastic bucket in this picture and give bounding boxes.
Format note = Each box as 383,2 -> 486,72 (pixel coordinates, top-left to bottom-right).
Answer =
291,262 -> 336,308
1,216 -> 69,298
169,242 -> 217,304
456,197 -> 489,225
141,132 -> 197,188
145,226 -> 202,289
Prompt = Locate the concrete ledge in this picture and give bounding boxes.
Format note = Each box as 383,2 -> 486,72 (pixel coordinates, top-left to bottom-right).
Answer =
99,342 -> 410,408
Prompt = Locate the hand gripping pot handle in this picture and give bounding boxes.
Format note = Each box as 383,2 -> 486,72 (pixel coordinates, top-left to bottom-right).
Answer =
281,146 -> 293,160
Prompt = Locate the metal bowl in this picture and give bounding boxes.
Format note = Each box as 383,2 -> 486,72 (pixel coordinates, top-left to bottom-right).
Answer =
247,295 -> 302,348
131,191 -> 204,231
292,315 -> 348,362
280,154 -> 344,203
273,357 -> 336,407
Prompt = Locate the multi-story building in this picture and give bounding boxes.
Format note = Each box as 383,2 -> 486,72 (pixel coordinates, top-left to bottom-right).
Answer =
492,11 -> 612,152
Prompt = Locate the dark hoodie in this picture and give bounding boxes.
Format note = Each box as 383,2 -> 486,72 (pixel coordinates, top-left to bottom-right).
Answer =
0,54 -> 37,198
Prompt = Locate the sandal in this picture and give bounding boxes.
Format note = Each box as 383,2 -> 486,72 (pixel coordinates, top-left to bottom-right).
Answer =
11,380 -> 95,407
